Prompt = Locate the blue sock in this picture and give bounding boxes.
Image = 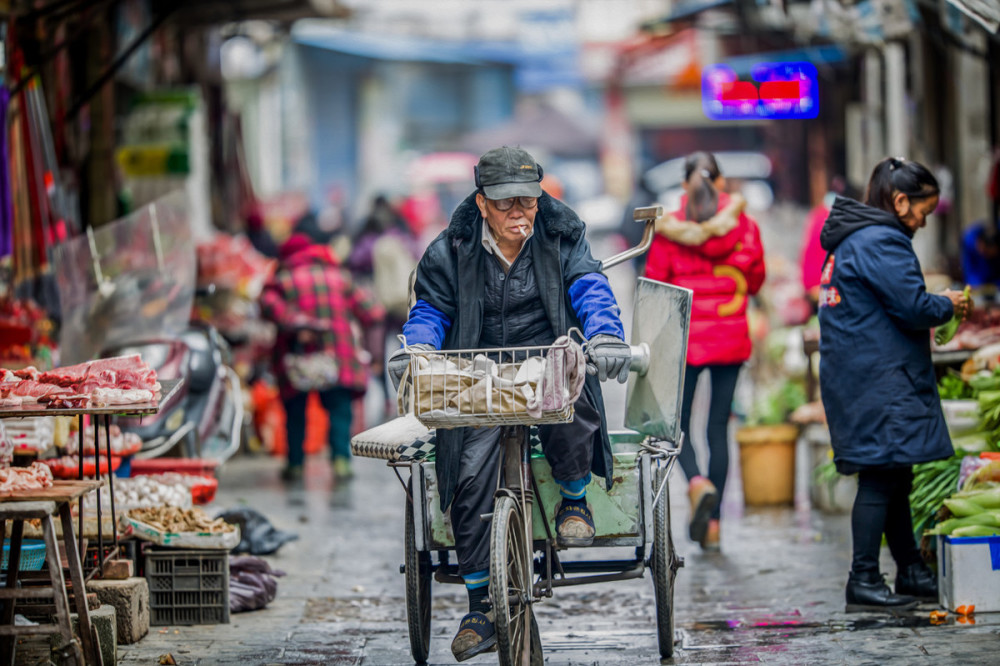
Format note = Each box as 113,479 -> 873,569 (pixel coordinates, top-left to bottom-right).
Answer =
556,473 -> 591,505
463,570 -> 490,614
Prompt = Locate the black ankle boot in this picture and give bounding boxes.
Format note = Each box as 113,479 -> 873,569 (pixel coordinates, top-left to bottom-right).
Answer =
845,571 -> 918,613
895,561 -> 937,600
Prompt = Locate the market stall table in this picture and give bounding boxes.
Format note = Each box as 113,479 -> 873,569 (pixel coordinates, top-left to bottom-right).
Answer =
0,479 -> 105,665
0,379 -> 183,577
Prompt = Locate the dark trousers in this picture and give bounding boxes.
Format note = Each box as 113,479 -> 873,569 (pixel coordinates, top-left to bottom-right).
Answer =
851,467 -> 922,576
451,390 -> 601,575
282,387 -> 354,468
678,363 -> 741,520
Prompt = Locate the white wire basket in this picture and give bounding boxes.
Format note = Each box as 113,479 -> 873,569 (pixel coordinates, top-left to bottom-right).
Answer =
400,334 -> 586,429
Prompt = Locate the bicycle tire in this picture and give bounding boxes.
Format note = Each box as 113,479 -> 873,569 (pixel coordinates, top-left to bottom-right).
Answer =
652,467 -> 677,658
405,485 -> 432,664
490,495 -> 542,666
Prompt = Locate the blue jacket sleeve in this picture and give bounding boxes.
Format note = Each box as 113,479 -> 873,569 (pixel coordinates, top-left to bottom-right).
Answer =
568,273 -> 625,340
401,299 -> 451,349
859,233 -> 953,330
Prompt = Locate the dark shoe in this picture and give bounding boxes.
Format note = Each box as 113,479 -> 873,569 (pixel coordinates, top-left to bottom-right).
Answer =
687,476 -> 719,546
556,501 -> 595,547
702,519 -> 720,552
332,457 -> 354,481
280,464 -> 304,482
845,572 -> 919,613
895,561 -> 937,601
451,611 -> 496,662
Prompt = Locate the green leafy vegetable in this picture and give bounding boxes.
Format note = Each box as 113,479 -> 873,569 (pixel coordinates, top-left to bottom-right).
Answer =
934,285 -> 971,346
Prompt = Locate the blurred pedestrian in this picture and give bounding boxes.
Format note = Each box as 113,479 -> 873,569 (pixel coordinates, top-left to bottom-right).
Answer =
644,151 -> 765,552
817,157 -> 971,612
260,232 -> 385,482
347,194 -> 422,408
960,222 -> 1000,287
800,176 -> 848,309
960,157 -> 1000,287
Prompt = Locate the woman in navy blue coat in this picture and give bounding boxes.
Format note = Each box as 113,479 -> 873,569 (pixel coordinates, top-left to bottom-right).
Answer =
818,157 -> 971,612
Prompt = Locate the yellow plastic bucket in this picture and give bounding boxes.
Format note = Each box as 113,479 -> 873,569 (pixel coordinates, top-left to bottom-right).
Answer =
736,424 -> 799,506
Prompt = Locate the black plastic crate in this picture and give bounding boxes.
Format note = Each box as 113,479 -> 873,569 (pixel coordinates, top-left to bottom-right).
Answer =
83,539 -> 141,577
145,548 -> 230,625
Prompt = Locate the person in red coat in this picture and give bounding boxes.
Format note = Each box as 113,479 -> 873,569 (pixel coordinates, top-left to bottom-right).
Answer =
644,151 -> 765,551
260,233 -> 385,482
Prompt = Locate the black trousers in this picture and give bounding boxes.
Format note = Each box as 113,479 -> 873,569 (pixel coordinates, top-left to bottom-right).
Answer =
450,390 -> 601,575
678,363 -> 742,520
851,467 -> 922,576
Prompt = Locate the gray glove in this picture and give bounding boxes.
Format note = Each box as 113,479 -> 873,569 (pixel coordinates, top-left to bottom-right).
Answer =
586,334 -> 631,384
388,344 -> 434,391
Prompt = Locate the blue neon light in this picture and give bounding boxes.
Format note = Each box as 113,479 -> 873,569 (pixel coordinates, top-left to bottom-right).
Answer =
702,61 -> 819,120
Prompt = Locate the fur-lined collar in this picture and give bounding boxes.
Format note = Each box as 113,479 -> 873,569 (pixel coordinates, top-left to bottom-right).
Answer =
654,193 -> 746,246
446,191 -> 585,243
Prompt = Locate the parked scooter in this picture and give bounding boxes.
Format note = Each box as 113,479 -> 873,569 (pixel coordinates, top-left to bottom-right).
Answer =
101,321 -> 243,462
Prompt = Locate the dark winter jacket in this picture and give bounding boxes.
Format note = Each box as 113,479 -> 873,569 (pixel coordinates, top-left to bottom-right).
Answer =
403,191 -> 625,509
817,197 -> 954,473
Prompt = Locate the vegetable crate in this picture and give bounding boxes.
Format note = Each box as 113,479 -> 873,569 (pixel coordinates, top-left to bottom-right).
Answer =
145,548 -> 230,625
937,535 -> 1000,612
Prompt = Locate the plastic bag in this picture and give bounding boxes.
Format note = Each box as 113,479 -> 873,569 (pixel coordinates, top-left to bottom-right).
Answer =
229,555 -> 286,613
216,507 -> 299,555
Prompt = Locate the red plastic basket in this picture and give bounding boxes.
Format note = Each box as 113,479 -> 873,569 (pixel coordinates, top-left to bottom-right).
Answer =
129,458 -> 218,479
47,456 -> 122,479
190,477 -> 218,504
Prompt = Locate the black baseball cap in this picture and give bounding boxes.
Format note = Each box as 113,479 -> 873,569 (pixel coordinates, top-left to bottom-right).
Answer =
476,146 -> 543,200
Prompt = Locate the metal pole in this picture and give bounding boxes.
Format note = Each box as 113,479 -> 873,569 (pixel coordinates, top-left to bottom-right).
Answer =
77,416 -> 84,560
864,49 -> 885,166
93,418 -> 102,578
988,39 -> 999,233
884,41 -> 908,158
105,415 -> 118,555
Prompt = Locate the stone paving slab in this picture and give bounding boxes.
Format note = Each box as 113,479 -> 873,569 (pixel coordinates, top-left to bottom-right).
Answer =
100,454 -> 1000,666
15,414 -> 990,665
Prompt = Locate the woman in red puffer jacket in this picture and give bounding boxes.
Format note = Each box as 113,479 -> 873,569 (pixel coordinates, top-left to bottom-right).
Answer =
644,151 -> 765,552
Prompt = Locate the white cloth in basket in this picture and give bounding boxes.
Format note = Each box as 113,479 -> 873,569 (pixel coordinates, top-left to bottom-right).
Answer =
526,335 -> 587,418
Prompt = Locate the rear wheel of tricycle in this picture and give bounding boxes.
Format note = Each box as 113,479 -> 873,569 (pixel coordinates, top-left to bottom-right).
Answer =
405,485 -> 432,664
652,467 -> 677,658
490,495 -> 542,666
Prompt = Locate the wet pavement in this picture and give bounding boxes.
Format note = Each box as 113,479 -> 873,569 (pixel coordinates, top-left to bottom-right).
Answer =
20,249 -> 1000,664
100,445 -> 999,666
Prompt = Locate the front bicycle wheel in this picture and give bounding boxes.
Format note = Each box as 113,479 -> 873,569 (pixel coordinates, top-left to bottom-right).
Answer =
490,495 -> 542,666
652,467 -> 677,658
405,485 -> 432,664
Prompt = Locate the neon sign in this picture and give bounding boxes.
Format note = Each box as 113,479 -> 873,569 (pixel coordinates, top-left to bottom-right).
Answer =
701,61 -> 819,120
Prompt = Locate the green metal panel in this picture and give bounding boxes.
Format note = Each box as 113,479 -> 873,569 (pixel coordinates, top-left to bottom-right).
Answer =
422,436 -> 645,549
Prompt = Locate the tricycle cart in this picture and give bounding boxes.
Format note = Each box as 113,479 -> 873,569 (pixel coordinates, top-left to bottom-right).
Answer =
353,208 -> 692,665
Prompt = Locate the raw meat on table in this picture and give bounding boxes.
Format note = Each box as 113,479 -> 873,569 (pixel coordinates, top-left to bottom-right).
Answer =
0,355 -> 160,407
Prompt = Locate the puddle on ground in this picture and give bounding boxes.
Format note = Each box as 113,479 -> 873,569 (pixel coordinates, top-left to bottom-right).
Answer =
689,611 -> 991,638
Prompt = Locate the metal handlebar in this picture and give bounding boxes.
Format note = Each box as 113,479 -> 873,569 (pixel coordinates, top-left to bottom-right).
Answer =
629,342 -> 650,376
600,205 -> 662,270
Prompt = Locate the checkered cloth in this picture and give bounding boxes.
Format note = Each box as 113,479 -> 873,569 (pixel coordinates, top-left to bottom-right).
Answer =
351,416 -> 544,463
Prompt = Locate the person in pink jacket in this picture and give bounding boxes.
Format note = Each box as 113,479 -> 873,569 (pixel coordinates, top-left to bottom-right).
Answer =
644,151 -> 765,551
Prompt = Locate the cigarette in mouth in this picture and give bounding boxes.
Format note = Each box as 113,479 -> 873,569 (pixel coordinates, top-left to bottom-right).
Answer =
518,226 -> 527,238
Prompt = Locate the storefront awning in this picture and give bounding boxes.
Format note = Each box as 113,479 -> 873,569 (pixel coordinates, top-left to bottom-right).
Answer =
946,0 -> 1000,33
176,0 -> 350,25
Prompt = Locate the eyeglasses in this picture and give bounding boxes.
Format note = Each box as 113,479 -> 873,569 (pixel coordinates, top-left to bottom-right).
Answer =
490,196 -> 538,212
